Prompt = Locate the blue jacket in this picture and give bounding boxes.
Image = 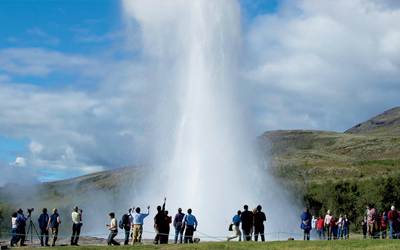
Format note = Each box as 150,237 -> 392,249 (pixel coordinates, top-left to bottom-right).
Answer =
16,214 -> 28,228
38,213 -> 49,229
300,212 -> 312,230
233,215 -> 241,227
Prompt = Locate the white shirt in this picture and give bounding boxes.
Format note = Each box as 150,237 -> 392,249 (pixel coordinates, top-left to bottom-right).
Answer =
11,218 -> 17,229
311,219 -> 318,229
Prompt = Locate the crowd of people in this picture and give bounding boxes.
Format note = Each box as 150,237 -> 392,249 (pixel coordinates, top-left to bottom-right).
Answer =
300,203 -> 400,241
11,199 -> 400,246
227,205 -> 267,242
9,197 -> 199,247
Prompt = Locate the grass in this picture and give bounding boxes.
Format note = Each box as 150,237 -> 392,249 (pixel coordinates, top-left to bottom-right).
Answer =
19,239 -> 400,250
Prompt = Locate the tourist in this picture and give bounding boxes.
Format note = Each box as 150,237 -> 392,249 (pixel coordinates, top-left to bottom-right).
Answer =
336,214 -> 344,240
362,216 -> 368,239
254,205 -> 267,241
173,208 -> 185,244
154,197 -> 167,244
342,214 -> 350,239
121,208 -> 133,245
164,210 -> 172,244
381,212 -> 388,239
10,212 -> 18,247
71,206 -> 82,246
47,208 -> 61,247
15,208 -> 30,246
311,215 -> 318,238
388,205 -> 398,239
330,216 -> 337,240
182,208 -> 198,243
317,215 -> 325,240
131,205 -> 150,244
324,210 -> 333,240
366,203 -> 377,239
106,212 -> 120,245
240,205 -> 253,241
227,210 -> 242,241
38,208 -> 49,247
300,207 -> 312,241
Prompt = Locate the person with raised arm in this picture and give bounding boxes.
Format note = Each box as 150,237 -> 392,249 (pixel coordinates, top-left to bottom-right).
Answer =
131,205 -> 150,244
154,197 -> 167,244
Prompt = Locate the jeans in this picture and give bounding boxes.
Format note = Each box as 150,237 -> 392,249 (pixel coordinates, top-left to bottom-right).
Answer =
184,225 -> 194,243
303,229 -> 310,240
11,228 -> 18,246
362,226 -> 367,238
174,225 -> 183,243
17,226 -> 26,245
254,225 -> 265,241
343,227 -> 349,239
390,222 -> 398,239
107,230 -> 120,245
71,224 -> 81,245
318,228 -> 325,240
337,227 -> 343,239
242,227 -> 251,241
124,226 -> 130,245
40,228 -> 49,246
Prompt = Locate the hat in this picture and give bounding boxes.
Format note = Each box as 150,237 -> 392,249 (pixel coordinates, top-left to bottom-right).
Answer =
327,210 -> 331,214
392,206 -> 396,210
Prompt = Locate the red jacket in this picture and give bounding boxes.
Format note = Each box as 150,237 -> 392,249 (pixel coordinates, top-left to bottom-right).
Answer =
388,210 -> 398,223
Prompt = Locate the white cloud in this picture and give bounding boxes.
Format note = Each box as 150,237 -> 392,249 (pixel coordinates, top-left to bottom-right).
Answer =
243,0 -> 400,133
11,157 -> 27,167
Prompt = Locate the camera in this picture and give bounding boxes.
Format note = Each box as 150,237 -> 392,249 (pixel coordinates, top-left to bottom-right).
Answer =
27,208 -> 34,213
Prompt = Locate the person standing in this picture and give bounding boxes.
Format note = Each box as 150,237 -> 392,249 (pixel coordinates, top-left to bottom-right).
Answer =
47,208 -> 61,247
154,197 -> 167,244
121,208 -> 133,245
173,208 -> 185,244
317,215 -> 325,240
381,212 -> 388,239
336,214 -> 344,240
300,207 -> 312,241
10,212 -> 18,247
38,208 -> 49,247
164,211 -> 172,244
324,210 -> 333,240
106,212 -> 120,245
16,208 -> 30,246
388,205 -> 398,239
311,215 -> 318,238
71,206 -> 82,246
254,205 -> 266,242
182,208 -> 198,244
342,214 -> 350,239
362,216 -> 368,239
227,210 -> 242,241
366,204 -> 377,239
331,216 -> 337,240
131,205 -> 150,245
240,205 -> 253,241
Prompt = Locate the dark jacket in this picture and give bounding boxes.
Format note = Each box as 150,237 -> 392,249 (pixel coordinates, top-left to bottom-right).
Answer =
388,210 -> 398,223
254,211 -> 266,228
155,203 -> 166,230
240,210 -> 254,230
173,212 -> 185,227
300,212 -> 312,230
38,213 -> 49,229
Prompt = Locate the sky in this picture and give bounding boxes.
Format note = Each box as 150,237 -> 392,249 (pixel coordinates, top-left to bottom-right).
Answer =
0,0 -> 400,185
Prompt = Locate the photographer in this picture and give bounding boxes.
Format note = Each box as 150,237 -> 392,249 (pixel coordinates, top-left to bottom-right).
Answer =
38,208 -> 50,246
71,206 -> 83,246
47,208 -> 61,247
16,208 -> 31,246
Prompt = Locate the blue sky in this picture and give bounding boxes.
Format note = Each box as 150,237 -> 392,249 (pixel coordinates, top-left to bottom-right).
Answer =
1,0 -> 400,185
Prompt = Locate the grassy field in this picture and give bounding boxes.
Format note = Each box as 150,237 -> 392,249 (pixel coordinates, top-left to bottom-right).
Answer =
18,239 -> 400,250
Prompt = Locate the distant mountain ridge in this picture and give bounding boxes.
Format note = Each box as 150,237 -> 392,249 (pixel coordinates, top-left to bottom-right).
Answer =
344,107 -> 400,135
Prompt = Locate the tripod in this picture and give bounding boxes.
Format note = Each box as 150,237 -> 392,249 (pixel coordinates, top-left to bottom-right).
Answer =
26,215 -> 41,244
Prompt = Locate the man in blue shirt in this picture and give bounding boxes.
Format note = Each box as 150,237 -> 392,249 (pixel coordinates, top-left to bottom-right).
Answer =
16,208 -> 30,246
47,208 -> 61,247
227,210 -> 242,241
38,208 -> 49,246
131,205 -> 150,244
182,208 -> 198,243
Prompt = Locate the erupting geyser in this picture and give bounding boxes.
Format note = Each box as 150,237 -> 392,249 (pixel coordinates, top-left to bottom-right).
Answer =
123,0 -> 300,239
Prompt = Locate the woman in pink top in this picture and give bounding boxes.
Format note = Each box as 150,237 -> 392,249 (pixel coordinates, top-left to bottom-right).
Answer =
324,210 -> 333,240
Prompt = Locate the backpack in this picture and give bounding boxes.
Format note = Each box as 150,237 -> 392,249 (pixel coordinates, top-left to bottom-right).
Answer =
119,214 -> 129,229
119,219 -> 124,229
